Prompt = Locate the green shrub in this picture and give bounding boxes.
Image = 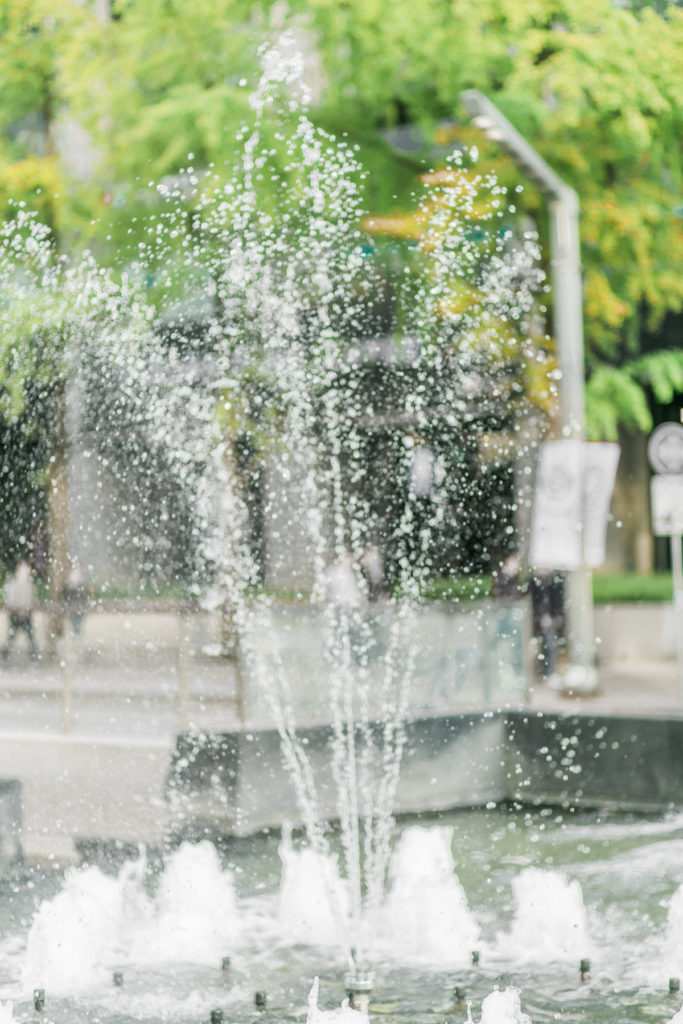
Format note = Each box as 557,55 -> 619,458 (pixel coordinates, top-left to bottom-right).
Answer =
592,573 -> 673,604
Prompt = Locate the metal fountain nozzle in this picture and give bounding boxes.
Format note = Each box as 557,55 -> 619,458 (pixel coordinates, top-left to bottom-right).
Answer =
344,959 -> 374,1015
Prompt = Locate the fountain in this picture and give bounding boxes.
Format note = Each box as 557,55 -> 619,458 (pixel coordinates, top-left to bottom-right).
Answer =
149,41 -> 544,980
1,809 -> 683,1022
2,37 -> 681,1024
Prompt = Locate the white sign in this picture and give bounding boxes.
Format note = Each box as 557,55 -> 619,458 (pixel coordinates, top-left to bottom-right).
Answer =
647,422 -> 683,475
583,442 -> 621,568
530,440 -> 621,570
530,440 -> 583,569
651,475 -> 683,535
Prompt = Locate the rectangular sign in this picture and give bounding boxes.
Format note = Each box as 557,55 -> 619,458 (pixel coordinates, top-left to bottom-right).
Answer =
583,442 -> 621,568
530,440 -> 583,569
651,475 -> 683,535
530,440 -> 621,569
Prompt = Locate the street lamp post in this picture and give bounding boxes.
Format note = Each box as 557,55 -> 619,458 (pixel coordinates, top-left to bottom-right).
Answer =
460,89 -> 596,687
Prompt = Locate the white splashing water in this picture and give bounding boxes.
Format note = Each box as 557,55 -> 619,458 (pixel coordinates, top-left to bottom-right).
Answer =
22,863 -> 140,994
306,977 -> 366,1024
502,868 -> 589,963
168,39 -> 544,969
470,987 -> 532,1024
663,883 -> 683,972
0,38 -> 545,978
277,835 -> 349,949
20,828 -> 483,998
131,841 -> 240,965
0,1004 -> 12,1024
22,843 -> 240,996
377,826 -> 479,965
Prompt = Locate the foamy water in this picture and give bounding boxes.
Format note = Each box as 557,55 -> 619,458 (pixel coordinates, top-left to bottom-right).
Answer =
18,832 -> 597,998
500,867 -> 590,963
377,826 -> 479,966
12,822 -> 683,1022
471,988 -> 532,1024
276,837 -> 349,949
306,977 -> 366,1024
21,843 -> 241,995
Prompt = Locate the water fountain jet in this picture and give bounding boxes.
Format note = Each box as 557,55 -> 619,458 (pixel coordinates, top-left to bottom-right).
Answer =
152,41 -> 545,981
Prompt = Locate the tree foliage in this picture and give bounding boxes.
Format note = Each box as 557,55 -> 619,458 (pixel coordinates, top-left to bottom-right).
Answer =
0,0 -> 681,438
295,0 -> 683,437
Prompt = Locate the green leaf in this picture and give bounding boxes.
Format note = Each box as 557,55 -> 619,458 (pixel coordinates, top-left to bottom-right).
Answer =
586,365 -> 653,439
629,349 -> 683,403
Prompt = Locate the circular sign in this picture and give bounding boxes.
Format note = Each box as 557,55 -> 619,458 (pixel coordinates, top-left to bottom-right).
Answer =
648,422 -> 683,475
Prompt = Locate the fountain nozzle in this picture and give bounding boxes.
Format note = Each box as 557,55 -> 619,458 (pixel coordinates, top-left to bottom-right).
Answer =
453,985 -> 467,1009
579,958 -> 591,982
33,989 -> 45,1014
669,977 -> 680,995
345,969 -> 373,1015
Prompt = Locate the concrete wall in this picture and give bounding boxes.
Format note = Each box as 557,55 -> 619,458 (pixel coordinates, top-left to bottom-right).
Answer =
167,714 -> 510,839
0,732 -> 171,862
168,709 -> 683,839
595,603 -> 676,662
4,705 -> 683,864
507,710 -> 683,811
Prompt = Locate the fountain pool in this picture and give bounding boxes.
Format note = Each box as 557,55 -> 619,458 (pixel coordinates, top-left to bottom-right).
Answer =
2,805 -> 683,1024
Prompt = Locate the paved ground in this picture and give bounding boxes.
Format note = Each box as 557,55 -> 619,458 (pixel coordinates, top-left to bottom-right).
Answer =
531,656 -> 683,716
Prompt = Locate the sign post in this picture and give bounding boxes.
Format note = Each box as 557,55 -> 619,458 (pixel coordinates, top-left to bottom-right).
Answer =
648,422 -> 683,701
530,440 -> 620,692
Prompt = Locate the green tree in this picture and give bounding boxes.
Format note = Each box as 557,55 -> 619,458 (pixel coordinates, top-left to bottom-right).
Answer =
290,0 -> 683,438
2,0 -> 681,440
57,0 -> 267,262
0,213 -> 155,640
0,0 -> 92,242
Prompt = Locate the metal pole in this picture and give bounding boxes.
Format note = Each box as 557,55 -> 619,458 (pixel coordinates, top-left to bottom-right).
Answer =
671,532 -> 683,700
549,196 -> 595,683
60,623 -> 74,733
460,90 -> 596,686
176,607 -> 190,732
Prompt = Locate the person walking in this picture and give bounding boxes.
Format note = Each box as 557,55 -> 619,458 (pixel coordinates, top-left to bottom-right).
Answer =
529,569 -> 565,686
62,561 -> 88,638
2,560 -> 39,662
